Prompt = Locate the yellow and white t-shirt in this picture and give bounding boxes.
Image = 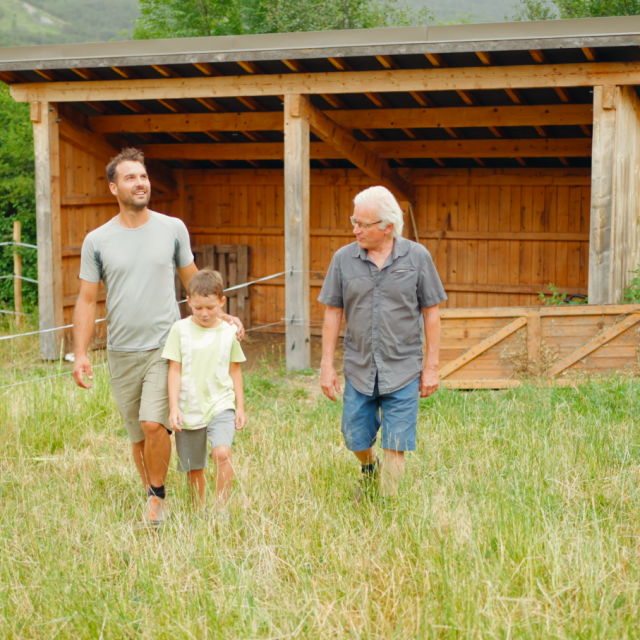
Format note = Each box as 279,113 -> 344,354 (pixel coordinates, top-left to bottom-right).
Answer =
162,318 -> 246,430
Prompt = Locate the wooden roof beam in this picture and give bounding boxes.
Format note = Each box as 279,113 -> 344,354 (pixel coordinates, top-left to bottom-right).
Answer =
284,59 -> 350,108
14,61 -> 640,103
476,52 -> 569,166
286,58 -> 381,140
139,138 -> 591,160
328,57 -> 390,111
299,95 -> 414,201
427,51 -> 502,158
193,62 -> 222,77
529,49 -> 581,110
0,70 -> 25,84
582,47 -> 599,61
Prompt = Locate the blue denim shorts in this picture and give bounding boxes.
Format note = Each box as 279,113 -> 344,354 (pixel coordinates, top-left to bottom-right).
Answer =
341,375 -> 420,452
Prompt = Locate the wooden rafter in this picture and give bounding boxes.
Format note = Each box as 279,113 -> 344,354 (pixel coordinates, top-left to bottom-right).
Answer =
87,104 -> 593,134
298,96 -> 414,202
475,51 -> 573,166
0,70 -> 25,84
283,58 -> 374,164
12,61 -> 640,103
528,49 -> 591,136
139,138 -> 591,160
426,52 -> 499,166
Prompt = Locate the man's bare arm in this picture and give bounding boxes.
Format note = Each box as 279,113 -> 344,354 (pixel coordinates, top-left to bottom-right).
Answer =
320,306 -> 344,401
177,261 -> 198,289
421,304 -> 441,398
73,279 -> 100,389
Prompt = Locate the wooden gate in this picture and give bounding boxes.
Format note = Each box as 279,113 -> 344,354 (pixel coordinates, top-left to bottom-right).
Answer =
439,304 -> 640,388
176,244 -> 251,328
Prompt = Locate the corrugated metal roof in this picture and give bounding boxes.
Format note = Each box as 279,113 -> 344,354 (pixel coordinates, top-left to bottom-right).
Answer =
0,16 -> 640,71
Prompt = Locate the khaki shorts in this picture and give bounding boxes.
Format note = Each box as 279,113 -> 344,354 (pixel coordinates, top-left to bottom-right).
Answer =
107,348 -> 170,443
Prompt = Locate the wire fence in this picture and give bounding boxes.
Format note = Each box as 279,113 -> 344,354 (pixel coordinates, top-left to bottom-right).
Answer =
0,317 -> 318,392
0,268 -> 326,391
0,270 -> 320,343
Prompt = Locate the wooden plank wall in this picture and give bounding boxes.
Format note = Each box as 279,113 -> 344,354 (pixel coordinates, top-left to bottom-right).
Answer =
56,161 -> 592,334
178,168 -> 591,328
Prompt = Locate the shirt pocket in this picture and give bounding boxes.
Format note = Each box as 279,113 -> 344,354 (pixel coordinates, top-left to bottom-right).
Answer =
385,268 -> 419,310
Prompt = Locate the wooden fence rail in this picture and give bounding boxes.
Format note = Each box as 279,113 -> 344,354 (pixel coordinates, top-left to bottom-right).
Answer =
438,304 -> 640,389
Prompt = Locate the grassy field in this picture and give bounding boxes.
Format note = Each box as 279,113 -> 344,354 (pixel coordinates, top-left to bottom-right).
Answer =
1,321 -> 640,638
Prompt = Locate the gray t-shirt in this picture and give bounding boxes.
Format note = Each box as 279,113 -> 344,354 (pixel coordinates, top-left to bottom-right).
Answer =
80,210 -> 194,352
318,237 -> 447,395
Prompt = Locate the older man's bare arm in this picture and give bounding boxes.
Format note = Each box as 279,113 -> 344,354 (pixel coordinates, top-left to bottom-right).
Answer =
320,305 -> 344,401
421,304 -> 441,398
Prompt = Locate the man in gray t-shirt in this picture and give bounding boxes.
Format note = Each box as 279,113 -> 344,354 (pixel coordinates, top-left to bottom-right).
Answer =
319,186 -> 446,500
73,148 -> 242,526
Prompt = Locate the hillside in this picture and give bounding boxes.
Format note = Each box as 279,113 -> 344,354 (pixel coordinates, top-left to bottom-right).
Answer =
0,0 -> 520,49
415,0 -> 518,23
0,0 -> 139,47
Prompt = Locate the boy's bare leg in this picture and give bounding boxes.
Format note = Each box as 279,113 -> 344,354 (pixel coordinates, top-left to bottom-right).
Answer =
211,446 -> 233,509
187,469 -> 206,510
141,421 -> 171,488
131,441 -> 150,488
381,449 -> 405,498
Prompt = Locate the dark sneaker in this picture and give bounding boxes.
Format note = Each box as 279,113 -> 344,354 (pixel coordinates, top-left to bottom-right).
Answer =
145,496 -> 168,527
352,460 -> 380,503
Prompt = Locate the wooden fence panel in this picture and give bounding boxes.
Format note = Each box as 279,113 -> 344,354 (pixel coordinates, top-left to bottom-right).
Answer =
439,304 -> 640,388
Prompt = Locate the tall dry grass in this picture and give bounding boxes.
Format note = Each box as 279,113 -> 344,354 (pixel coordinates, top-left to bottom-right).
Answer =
1,337 -> 640,637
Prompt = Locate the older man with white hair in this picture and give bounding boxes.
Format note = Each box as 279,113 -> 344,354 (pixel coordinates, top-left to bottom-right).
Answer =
319,185 -> 446,499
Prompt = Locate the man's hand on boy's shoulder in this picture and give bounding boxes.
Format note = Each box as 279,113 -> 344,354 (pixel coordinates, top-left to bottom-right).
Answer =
235,408 -> 246,430
223,314 -> 245,340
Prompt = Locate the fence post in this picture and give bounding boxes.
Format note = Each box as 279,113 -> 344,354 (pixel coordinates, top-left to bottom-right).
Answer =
13,221 -> 22,326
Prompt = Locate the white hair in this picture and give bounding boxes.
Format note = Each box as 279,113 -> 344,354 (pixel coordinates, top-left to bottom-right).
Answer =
353,186 -> 404,238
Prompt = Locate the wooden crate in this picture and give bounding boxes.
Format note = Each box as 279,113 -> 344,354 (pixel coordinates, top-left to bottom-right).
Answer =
176,244 -> 251,329
439,304 -> 640,388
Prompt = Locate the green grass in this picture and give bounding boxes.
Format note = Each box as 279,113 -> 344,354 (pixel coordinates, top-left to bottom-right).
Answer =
1,330 -> 640,637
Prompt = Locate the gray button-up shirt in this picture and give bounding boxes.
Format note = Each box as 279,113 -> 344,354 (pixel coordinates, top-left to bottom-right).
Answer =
318,237 -> 447,396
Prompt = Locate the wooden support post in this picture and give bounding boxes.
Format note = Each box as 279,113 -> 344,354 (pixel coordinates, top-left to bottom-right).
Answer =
31,101 -> 63,359
13,221 -> 22,326
527,311 -> 541,362
284,95 -> 311,371
589,86 -> 640,304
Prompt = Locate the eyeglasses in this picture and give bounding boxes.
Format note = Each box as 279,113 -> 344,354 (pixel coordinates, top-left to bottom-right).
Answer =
350,216 -> 382,229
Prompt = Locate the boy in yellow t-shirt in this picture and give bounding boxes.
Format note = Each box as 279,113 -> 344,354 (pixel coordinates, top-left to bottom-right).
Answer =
162,269 -> 246,517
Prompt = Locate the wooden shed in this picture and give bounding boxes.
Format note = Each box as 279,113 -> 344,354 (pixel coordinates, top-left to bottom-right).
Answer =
1,16 -> 640,385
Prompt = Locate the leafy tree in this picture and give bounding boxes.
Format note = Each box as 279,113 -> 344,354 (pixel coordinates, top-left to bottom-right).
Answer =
133,0 -> 261,39
514,0 -> 640,20
133,0 -> 433,39
0,84 -> 37,312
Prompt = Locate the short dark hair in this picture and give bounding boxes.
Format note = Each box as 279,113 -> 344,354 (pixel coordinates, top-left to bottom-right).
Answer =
106,148 -> 146,184
187,269 -> 225,299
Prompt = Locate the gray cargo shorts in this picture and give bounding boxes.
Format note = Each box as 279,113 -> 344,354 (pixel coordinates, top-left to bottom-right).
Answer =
175,410 -> 236,473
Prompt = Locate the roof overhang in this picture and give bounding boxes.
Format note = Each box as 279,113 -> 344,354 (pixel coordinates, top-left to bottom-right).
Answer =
1,16 -> 640,72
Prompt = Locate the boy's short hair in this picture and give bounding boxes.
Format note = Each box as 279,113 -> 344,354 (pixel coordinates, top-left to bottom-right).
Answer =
106,148 -> 146,184
187,269 -> 225,299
